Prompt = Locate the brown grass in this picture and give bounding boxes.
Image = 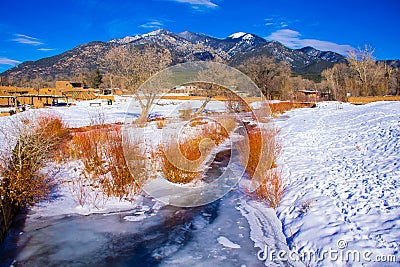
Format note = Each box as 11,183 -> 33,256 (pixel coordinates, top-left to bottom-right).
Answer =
155,118 -> 166,129
237,123 -> 285,208
158,141 -> 203,184
269,101 -> 293,115
158,119 -> 229,184
268,101 -> 315,116
348,95 -> 400,104
218,115 -> 238,133
0,113 -> 69,208
160,95 -> 261,103
67,124 -> 141,201
239,124 -> 280,179
179,107 -> 193,120
253,168 -> 285,209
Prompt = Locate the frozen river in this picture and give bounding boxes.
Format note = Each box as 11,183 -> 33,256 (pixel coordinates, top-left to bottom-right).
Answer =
0,191 -> 290,267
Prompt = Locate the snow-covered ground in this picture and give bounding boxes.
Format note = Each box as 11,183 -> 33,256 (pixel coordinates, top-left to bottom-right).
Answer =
276,101 -> 400,266
0,99 -> 399,266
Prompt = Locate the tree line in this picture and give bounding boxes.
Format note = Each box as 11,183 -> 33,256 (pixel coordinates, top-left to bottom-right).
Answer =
1,44 -> 399,102
322,46 -> 399,101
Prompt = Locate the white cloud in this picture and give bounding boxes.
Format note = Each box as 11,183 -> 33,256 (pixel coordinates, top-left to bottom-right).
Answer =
267,29 -> 354,55
166,0 -> 218,9
37,48 -> 56,51
12,33 -> 43,46
0,57 -> 21,65
264,16 -> 294,29
140,20 -> 164,29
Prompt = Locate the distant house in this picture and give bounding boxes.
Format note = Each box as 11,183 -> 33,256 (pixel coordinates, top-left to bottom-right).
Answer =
0,86 -> 37,96
175,85 -> 198,94
55,81 -> 96,100
296,90 -> 318,101
0,81 -> 116,110
55,81 -> 85,90
0,85 -> 68,108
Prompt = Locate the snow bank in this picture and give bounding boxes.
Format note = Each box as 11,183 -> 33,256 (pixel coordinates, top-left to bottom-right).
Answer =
276,101 -> 400,265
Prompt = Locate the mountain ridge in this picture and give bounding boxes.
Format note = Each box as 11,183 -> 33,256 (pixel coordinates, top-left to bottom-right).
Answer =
1,29 -> 351,80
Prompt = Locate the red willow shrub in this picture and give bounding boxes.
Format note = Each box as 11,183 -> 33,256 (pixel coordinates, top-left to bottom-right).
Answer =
238,123 -> 285,208
158,119 -> 229,184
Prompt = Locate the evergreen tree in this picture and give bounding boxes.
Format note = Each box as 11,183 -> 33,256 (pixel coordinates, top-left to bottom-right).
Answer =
89,68 -> 103,88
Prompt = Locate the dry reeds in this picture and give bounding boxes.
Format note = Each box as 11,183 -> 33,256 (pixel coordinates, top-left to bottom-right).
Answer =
158,119 -> 229,184
238,123 -> 285,208
265,101 -> 316,116
348,95 -> 400,104
269,101 -> 293,115
155,118 -> 166,129
158,141 -> 203,184
253,168 -> 285,209
67,124 -> 142,203
0,113 -> 69,208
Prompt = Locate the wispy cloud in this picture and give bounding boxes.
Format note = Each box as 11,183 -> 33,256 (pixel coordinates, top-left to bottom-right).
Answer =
140,20 -> 164,29
166,0 -> 218,9
0,57 -> 21,65
12,34 -> 43,46
267,29 -> 354,55
264,16 -> 296,29
37,48 -> 56,51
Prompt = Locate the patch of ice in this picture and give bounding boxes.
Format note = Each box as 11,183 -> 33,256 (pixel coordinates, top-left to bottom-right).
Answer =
217,236 -> 241,249
123,214 -> 147,222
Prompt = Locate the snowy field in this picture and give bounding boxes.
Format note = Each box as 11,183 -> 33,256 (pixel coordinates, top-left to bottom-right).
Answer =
0,98 -> 399,266
276,101 -> 400,266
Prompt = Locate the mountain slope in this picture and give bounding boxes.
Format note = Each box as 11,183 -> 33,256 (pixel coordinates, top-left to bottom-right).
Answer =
229,41 -> 343,74
297,46 -> 346,63
1,29 -> 349,80
2,41 -> 114,79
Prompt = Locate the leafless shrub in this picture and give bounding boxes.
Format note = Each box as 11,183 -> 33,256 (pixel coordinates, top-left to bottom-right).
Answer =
253,168 -> 286,209
155,118 -> 166,129
67,124 -> 143,204
238,124 -> 280,179
299,199 -> 315,215
238,123 -> 285,208
179,107 -> 193,121
0,113 -> 69,215
89,108 -> 105,127
158,119 -> 229,184
66,173 -> 105,209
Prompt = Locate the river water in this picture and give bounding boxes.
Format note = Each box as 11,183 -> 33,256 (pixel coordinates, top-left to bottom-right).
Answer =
0,142 -> 291,267
0,191 -> 269,267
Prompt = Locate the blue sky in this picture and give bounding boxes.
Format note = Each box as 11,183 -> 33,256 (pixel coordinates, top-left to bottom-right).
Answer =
0,0 -> 399,72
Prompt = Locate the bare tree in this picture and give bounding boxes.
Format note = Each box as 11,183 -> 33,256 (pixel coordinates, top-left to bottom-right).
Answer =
322,63 -> 351,101
105,45 -> 172,123
237,56 -> 291,99
348,45 -> 374,96
347,45 -> 389,96
389,67 -> 400,95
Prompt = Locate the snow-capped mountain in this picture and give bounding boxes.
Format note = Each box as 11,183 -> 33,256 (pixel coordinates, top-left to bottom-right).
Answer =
228,32 -> 247,39
1,29 -> 348,80
176,31 -> 267,56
